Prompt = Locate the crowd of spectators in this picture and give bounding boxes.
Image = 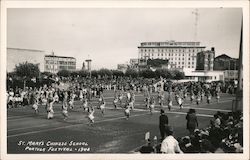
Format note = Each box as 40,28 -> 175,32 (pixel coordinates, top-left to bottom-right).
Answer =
178,110 -> 243,153
138,110 -> 243,154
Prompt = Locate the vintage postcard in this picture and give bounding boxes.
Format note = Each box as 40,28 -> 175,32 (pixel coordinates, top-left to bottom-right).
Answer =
0,1 -> 249,160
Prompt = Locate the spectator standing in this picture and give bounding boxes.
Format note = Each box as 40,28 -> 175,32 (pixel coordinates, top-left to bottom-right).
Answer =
159,109 -> 169,141
186,109 -> 198,135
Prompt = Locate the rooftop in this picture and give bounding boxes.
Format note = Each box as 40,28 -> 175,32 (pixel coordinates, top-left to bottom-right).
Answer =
45,55 -> 75,59
215,54 -> 232,59
139,40 -> 206,48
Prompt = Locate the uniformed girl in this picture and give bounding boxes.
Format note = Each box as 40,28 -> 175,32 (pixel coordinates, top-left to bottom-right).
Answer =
87,106 -> 95,125
158,91 -> 164,107
62,99 -> 69,121
47,97 -> 55,119
129,92 -> 135,110
149,96 -> 155,115
145,96 -> 150,109
32,92 -> 39,114
206,91 -> 212,104
54,91 -> 59,103
176,94 -> 183,109
118,91 -> 123,107
113,96 -> 118,109
124,104 -> 130,120
190,91 -> 195,104
99,95 -> 105,115
69,92 -> 76,109
83,99 -> 88,112
196,92 -> 201,105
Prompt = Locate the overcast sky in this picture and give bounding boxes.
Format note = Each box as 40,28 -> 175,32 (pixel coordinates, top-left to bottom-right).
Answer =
7,8 -> 242,70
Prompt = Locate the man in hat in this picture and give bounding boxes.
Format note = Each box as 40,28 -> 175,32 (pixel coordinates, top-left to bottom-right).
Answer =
159,109 -> 169,141
160,126 -> 183,154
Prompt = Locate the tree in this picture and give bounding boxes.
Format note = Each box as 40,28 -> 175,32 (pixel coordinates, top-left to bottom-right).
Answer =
91,70 -> 98,78
57,70 -> 71,77
125,68 -> 139,78
98,68 -> 112,77
78,70 -> 88,77
173,70 -> 185,80
13,62 -> 40,88
139,69 -> 156,78
14,62 -> 40,79
157,69 -> 175,79
41,71 -> 55,79
70,71 -> 79,77
111,70 -> 124,78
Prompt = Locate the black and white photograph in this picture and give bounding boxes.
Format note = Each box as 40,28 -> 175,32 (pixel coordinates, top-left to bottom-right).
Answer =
1,1 -> 249,160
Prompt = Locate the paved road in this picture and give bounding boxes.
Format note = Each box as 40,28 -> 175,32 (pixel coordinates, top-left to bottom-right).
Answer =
7,91 -> 237,153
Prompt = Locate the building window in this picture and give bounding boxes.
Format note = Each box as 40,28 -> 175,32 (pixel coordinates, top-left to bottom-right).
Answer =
182,62 -> 184,64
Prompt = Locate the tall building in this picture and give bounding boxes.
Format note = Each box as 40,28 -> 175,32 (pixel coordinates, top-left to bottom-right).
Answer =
7,47 -> 45,72
44,54 -> 76,73
214,54 -> 239,71
138,40 -> 206,70
196,47 -> 215,71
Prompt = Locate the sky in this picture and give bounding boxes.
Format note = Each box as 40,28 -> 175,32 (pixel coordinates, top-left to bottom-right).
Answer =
7,8 -> 242,70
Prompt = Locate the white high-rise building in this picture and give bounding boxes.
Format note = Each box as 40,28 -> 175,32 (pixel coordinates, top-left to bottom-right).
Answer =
138,40 -> 206,70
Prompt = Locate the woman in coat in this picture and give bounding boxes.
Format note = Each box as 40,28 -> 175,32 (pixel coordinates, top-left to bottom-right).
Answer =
186,109 -> 198,135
